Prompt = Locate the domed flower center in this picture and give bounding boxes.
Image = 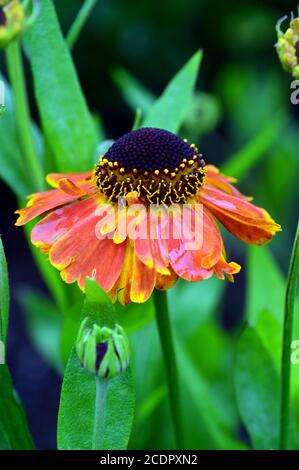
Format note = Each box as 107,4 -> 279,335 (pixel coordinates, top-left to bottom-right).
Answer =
0,7 -> 6,26
95,127 -> 206,205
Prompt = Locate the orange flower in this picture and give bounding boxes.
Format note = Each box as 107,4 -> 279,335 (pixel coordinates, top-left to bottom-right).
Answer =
16,128 -> 281,305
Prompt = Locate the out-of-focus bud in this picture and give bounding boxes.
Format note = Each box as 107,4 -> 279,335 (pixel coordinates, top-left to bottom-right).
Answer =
0,0 -> 26,48
276,14 -> 299,79
76,318 -> 130,379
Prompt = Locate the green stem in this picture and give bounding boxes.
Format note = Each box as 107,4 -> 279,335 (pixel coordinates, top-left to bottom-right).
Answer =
153,289 -> 183,449
92,376 -> 108,449
66,0 -> 98,50
279,221 -> 299,450
5,40 -> 44,191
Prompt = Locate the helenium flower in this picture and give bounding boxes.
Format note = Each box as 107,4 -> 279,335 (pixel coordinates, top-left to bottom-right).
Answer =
16,128 -> 281,305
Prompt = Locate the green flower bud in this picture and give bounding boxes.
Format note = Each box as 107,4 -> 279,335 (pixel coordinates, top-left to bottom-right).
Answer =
0,0 -> 25,48
276,14 -> 299,79
76,318 -> 130,379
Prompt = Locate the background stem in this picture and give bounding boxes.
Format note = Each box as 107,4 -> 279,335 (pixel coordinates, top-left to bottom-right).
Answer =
66,0 -> 98,50
153,289 -> 183,449
279,221 -> 299,449
5,40 -> 44,191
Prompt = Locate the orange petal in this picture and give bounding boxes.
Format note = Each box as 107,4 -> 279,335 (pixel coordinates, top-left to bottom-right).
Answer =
108,244 -> 133,305
31,195 -> 102,252
130,250 -> 156,303
47,197 -> 126,291
15,189 -> 84,226
155,269 -> 178,290
205,165 -> 250,200
134,208 -> 170,274
56,178 -> 84,196
167,205 -> 222,281
46,171 -> 93,188
109,243 -> 156,305
214,254 -> 241,282
15,170 -> 99,226
200,186 -> 281,245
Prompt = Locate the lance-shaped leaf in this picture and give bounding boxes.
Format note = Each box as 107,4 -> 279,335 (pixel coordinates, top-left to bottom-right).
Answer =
234,325 -> 298,450
0,239 -> 34,449
25,0 -> 98,172
0,237 -> 9,343
0,366 -> 34,450
57,278 -> 135,450
143,50 -> 202,133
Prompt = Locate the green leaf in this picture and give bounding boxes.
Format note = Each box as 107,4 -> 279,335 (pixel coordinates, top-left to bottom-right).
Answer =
57,348 -> 95,450
235,325 -> 280,450
19,290 -> 64,374
221,110 -> 287,180
112,68 -> 155,115
247,245 -> 299,433
0,77 -> 33,197
143,51 -> 202,133
60,300 -> 83,366
280,221 -> 299,449
25,0 -> 98,172
58,279 -> 135,450
170,277 -> 224,340
58,348 -> 134,450
0,366 -> 34,449
255,310 -> 282,369
246,246 -> 285,324
0,237 -> 9,343
66,0 -> 99,50
177,340 -> 246,450
115,300 -> 154,335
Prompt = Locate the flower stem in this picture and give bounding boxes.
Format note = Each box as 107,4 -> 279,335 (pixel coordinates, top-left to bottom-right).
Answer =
5,40 -> 44,191
92,376 -> 108,449
66,0 -> 98,50
153,289 -> 183,449
279,221 -> 299,450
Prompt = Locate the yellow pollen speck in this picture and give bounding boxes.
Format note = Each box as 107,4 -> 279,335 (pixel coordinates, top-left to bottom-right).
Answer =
164,168 -> 169,174
170,172 -> 176,178
179,163 -> 185,169
108,161 -> 113,168
119,168 -> 125,174
113,161 -> 118,167
154,170 -> 159,176
188,160 -> 194,166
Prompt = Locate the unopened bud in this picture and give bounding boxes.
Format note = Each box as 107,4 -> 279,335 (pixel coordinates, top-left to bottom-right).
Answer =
0,0 -> 26,48
76,318 -> 130,379
275,14 -> 299,79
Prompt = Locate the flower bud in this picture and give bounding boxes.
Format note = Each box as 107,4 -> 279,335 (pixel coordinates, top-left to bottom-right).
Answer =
276,15 -> 299,79
76,318 -> 130,379
0,0 -> 26,48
